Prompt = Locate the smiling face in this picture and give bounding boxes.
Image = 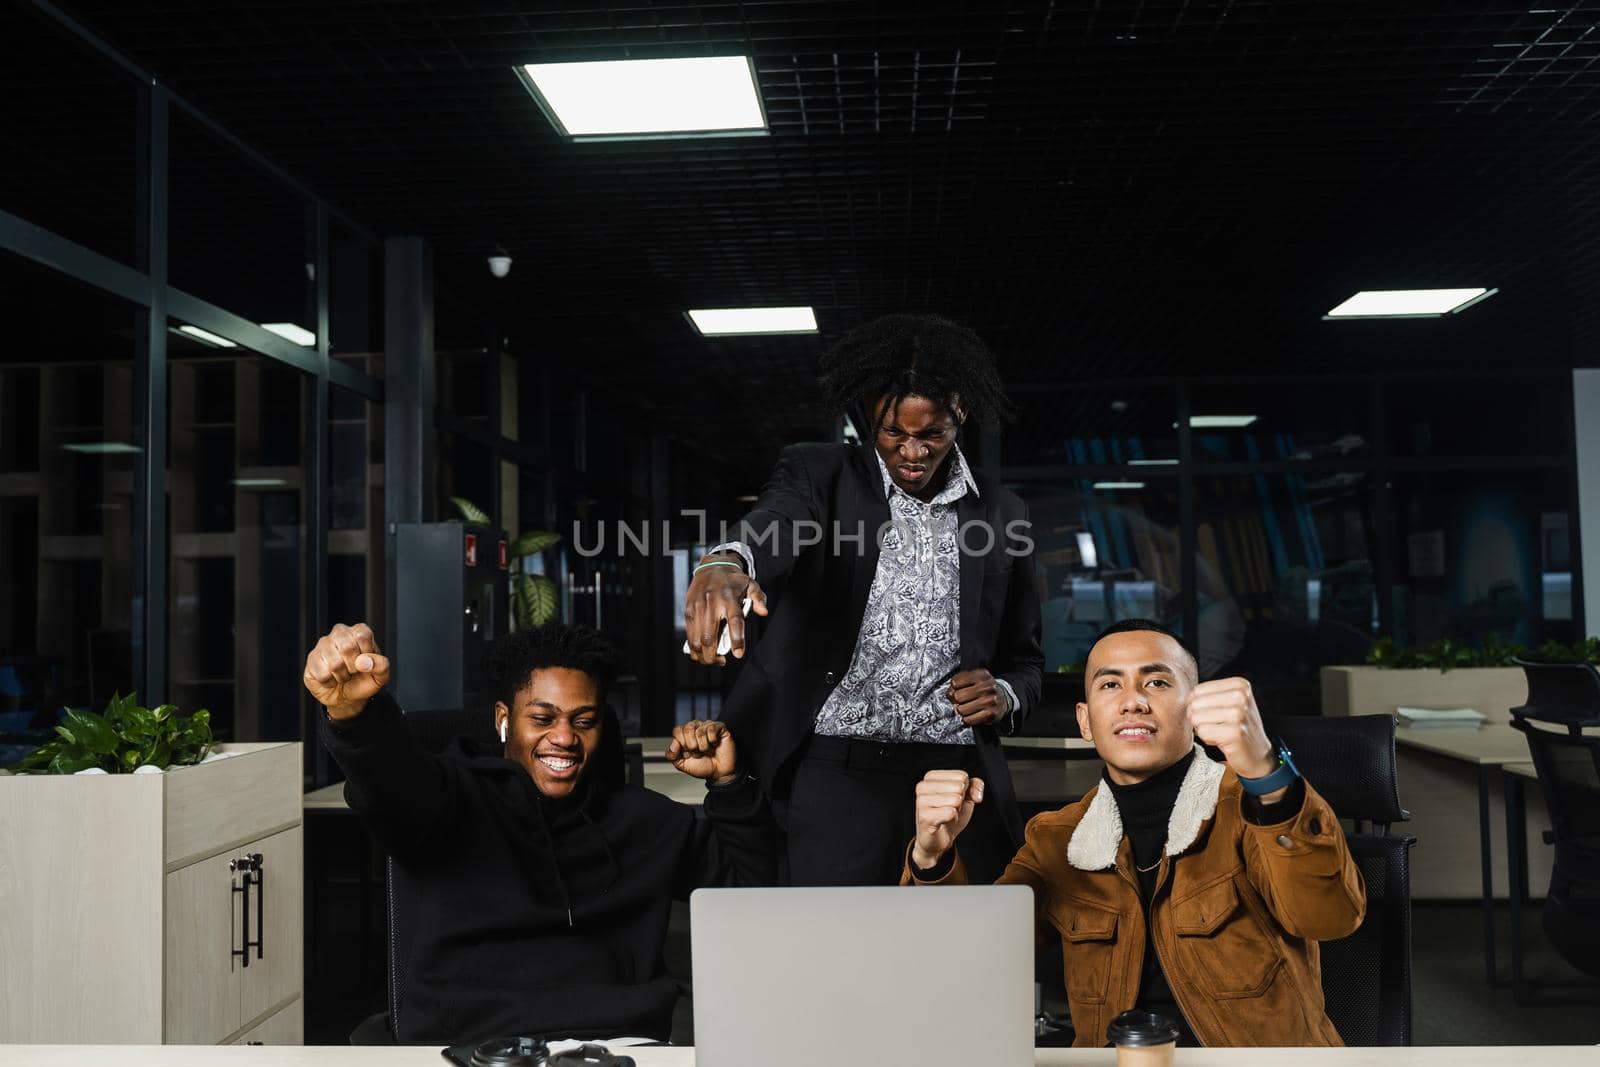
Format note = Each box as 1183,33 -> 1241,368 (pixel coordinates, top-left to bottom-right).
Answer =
870,393 -> 964,501
496,666 -> 603,799
1076,629 -> 1198,785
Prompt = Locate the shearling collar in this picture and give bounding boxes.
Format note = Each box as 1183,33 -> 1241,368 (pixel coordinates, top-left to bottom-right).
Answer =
1066,744 -> 1227,871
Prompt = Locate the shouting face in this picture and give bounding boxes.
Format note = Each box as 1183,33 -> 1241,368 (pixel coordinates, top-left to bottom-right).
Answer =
870,393 -> 964,502
496,666 -> 603,799
1076,628 -> 1198,785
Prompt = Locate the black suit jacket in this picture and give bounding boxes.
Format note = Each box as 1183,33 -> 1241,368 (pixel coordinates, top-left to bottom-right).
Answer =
719,442 -> 1044,847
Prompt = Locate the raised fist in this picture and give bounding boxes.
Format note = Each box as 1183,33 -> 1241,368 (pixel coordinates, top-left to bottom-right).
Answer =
912,769 -> 984,870
666,720 -> 739,786
303,622 -> 390,722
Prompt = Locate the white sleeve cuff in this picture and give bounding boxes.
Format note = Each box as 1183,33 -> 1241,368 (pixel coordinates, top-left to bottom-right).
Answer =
707,541 -> 756,582
993,678 -> 1020,735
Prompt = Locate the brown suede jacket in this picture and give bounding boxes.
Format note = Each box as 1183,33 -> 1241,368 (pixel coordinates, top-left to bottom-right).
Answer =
903,747 -> 1366,1047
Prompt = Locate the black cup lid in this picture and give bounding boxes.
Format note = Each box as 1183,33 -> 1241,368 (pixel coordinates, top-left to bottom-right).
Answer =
471,1036 -> 550,1067
1106,1009 -> 1181,1047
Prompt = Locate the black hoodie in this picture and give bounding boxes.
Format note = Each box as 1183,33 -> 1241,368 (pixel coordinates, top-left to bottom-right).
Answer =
321,690 -> 778,1044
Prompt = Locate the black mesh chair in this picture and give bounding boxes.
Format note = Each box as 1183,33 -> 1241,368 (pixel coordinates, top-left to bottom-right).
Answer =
1509,661 -> 1600,985
1264,713 -> 1415,1047
1513,659 -> 1600,725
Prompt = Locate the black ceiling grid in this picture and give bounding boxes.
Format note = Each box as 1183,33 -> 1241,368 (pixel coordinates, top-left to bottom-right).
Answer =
18,1 -> 1600,485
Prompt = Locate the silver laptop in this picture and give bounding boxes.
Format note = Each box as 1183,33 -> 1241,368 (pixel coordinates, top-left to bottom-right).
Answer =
690,886 -> 1034,1067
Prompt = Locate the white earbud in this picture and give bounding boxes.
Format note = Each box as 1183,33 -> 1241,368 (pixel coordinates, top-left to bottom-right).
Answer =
499,720 -> 508,743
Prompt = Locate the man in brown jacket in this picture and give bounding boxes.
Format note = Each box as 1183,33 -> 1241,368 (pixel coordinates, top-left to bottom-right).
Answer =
904,619 -> 1365,1047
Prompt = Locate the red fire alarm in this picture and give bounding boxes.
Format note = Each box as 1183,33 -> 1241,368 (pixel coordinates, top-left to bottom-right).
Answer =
464,533 -> 478,567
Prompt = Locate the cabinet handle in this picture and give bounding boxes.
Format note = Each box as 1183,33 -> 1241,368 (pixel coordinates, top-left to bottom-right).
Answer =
231,853 -> 265,967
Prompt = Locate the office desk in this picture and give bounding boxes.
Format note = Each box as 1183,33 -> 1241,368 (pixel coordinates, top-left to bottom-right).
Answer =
1392,725 -> 1535,986
631,735 -> 1100,761
1,1046 -> 1594,1066
1501,760 -> 1544,990
638,761 -> 1099,808
305,737 -> 1103,813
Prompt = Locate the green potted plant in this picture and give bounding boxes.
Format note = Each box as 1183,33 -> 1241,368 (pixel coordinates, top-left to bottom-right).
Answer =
6,692 -> 213,774
450,497 -> 561,629
1321,635 -> 1600,723
1363,635 -> 1600,672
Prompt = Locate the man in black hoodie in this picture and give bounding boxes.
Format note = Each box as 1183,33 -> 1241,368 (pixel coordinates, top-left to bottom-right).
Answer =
303,620 -> 776,1045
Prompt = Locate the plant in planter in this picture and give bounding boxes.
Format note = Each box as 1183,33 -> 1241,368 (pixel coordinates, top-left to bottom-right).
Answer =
6,691 -> 213,774
1366,635 -> 1600,672
450,496 -> 562,629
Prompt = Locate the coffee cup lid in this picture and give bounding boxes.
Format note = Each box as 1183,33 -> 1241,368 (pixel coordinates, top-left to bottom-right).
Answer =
1106,1009 -> 1181,1047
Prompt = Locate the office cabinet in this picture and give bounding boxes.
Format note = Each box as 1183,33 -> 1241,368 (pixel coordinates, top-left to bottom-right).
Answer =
0,742 -> 303,1044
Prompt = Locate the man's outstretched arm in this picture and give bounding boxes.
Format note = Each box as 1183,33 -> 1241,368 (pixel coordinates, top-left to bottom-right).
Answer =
305,623 -> 458,859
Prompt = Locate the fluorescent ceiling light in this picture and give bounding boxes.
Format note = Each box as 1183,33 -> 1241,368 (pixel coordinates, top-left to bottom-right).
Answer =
230,478 -> 288,488
517,56 -> 767,141
261,322 -> 316,346
1324,288 -> 1496,319
62,442 -> 142,455
1129,458 -> 1180,466
1092,481 -> 1147,490
687,306 -> 818,336
1182,415 -> 1258,429
172,325 -> 237,348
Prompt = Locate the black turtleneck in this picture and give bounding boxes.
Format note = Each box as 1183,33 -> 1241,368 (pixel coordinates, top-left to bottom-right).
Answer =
1103,750 -> 1307,1047
1104,750 -> 1198,1045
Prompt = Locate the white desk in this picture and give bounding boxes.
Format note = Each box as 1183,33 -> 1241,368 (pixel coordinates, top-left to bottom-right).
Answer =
1392,724 -> 1542,987
1,1047 -> 1595,1066
634,735 -> 1099,761
1392,723 -> 1529,765
9,1049 -> 1600,1062
306,742 -> 1103,814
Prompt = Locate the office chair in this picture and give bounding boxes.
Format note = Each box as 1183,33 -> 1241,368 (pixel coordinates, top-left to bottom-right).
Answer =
1264,713 -> 1415,1046
1509,661 -> 1600,985
1512,658 -> 1600,726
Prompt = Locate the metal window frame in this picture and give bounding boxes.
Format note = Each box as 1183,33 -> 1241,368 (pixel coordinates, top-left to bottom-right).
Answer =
3,3 -> 387,752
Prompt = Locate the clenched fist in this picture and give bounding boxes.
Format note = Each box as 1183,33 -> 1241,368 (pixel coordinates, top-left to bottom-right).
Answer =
303,622 -> 390,722
1183,676 -> 1280,791
912,769 -> 984,870
666,719 -> 740,786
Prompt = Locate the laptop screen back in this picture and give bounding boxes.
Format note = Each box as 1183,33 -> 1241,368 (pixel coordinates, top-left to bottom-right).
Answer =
690,885 -> 1035,1067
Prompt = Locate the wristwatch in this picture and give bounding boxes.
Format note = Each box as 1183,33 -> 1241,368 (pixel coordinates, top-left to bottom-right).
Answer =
1237,740 -> 1301,796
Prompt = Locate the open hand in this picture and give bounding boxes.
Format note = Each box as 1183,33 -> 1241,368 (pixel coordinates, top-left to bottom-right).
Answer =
683,554 -> 770,666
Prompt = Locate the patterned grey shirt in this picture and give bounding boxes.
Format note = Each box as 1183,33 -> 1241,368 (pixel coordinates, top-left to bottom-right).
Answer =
714,445 -> 1016,745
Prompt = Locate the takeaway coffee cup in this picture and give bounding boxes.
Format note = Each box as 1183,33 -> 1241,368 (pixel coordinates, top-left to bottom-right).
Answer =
1106,1008 -> 1181,1067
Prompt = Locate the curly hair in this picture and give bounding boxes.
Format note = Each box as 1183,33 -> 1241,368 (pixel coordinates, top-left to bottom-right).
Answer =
817,313 -> 1015,435
481,623 -> 622,711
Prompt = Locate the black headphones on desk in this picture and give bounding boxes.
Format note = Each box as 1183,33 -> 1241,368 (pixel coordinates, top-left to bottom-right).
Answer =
447,1037 -> 637,1067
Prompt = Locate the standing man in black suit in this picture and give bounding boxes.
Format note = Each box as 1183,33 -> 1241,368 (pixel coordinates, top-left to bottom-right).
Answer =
682,313 -> 1043,885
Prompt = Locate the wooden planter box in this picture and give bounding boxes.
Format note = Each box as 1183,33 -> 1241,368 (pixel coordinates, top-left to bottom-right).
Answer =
1319,665 -> 1527,722
0,742 -> 303,1045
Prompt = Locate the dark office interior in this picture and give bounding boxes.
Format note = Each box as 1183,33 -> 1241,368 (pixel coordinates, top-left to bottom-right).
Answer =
2,0 -> 1598,1055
